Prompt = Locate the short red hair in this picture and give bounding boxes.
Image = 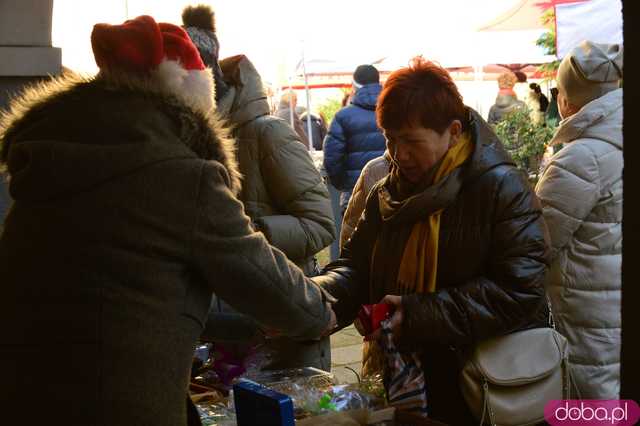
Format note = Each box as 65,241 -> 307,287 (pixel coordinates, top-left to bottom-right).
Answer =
377,57 -> 466,134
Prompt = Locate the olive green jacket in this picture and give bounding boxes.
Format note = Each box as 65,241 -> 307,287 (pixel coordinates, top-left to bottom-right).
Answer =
218,55 -> 335,274
207,55 -> 336,371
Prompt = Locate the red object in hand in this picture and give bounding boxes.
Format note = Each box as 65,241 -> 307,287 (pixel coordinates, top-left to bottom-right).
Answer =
354,303 -> 393,336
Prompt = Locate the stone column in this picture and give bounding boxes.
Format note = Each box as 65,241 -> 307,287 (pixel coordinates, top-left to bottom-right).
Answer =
0,0 -> 61,223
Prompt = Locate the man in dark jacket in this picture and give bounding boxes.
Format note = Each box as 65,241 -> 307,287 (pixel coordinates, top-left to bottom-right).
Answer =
313,58 -> 550,424
323,64 -> 386,214
182,5 -> 336,372
301,110 -> 328,151
0,16 -> 335,425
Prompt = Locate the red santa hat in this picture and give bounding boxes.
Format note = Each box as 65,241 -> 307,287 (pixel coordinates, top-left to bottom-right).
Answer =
91,15 -> 215,113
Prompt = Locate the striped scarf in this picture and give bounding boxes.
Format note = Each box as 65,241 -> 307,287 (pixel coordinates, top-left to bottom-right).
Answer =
380,318 -> 429,416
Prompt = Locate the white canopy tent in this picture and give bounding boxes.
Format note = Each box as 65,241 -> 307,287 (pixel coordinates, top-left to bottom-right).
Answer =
476,0 -> 587,31
284,25 -> 554,127
555,0 -> 623,58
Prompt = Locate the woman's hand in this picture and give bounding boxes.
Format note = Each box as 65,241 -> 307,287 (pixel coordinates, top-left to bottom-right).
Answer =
365,295 -> 403,341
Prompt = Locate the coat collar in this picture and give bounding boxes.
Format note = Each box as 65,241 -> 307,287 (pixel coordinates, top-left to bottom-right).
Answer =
550,89 -> 623,150
464,108 -> 516,181
0,73 -> 241,199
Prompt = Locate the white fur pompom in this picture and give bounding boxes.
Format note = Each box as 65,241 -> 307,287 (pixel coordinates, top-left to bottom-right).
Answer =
154,60 -> 215,114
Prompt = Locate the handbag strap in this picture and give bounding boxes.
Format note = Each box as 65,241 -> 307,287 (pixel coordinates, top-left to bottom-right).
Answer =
480,381 -> 488,426
568,363 -> 582,399
550,305 -> 579,401
480,380 -> 496,426
552,310 -> 582,401
547,295 -> 556,329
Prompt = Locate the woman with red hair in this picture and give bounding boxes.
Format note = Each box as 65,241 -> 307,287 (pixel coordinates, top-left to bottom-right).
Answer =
315,58 -> 550,423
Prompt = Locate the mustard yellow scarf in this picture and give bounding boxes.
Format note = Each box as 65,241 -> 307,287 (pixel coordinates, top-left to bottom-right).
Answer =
361,133 -> 473,378
396,133 -> 474,294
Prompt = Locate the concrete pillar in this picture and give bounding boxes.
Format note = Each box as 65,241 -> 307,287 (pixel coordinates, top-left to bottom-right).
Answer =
0,0 -> 61,223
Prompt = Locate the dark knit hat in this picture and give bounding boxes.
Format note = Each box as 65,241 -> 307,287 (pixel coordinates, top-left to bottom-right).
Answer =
353,64 -> 379,87
182,5 -> 218,66
182,4 -> 228,102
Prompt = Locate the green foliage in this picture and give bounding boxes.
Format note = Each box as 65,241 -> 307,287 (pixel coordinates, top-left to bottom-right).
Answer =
539,7 -> 556,29
317,98 -> 342,124
536,60 -> 561,80
536,27 -> 556,55
536,8 -> 560,81
494,106 -> 556,182
317,88 -> 351,124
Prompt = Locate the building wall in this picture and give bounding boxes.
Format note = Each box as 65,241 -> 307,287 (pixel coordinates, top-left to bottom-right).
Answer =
0,0 -> 61,223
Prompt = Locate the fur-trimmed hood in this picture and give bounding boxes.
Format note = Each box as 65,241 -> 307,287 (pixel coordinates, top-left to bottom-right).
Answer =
0,73 -> 241,201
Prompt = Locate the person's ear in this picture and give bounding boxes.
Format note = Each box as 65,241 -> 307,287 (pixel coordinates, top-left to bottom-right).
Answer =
448,120 -> 462,146
449,120 -> 462,137
558,93 -> 578,120
384,133 -> 393,154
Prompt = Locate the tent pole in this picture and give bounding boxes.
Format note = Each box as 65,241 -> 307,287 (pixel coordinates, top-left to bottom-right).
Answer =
301,42 -> 313,151
288,76 -> 294,129
474,63 -> 484,117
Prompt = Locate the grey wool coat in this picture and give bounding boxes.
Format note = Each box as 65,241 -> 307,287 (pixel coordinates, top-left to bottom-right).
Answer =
0,74 -> 333,425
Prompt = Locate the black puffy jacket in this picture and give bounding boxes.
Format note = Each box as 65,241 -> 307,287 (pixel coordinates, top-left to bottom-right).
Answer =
301,112 -> 327,151
314,109 -> 551,424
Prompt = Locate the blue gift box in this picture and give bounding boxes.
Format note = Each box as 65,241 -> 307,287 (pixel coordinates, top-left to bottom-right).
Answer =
233,379 -> 295,426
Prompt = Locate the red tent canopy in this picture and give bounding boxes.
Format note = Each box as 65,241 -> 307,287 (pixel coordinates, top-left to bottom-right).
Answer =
477,0 -> 587,31
282,64 -> 547,90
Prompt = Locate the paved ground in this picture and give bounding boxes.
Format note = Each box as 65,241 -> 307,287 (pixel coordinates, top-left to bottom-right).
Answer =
330,324 -> 363,384
317,247 -> 363,384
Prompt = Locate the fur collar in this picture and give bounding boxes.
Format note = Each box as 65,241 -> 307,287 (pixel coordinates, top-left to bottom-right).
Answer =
0,72 -> 241,196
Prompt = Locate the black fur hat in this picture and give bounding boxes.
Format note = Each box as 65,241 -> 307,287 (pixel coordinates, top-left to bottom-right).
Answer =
182,4 -> 218,68
353,64 -> 379,87
182,4 -> 216,33
182,4 -> 229,102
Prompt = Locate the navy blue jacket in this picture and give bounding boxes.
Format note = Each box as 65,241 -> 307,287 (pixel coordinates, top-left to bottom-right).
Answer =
323,84 -> 386,193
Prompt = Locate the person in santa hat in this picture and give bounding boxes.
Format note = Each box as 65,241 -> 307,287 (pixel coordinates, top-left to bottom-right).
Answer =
0,15 -> 335,425
181,4 -> 336,373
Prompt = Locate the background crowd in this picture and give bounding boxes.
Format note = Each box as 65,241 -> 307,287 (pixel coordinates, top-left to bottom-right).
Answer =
0,3 -> 623,425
